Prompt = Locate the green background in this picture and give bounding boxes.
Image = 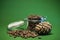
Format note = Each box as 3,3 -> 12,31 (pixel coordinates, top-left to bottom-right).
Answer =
0,0 -> 60,40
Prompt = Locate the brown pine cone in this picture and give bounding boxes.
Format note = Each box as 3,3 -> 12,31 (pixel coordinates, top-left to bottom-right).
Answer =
34,22 -> 52,34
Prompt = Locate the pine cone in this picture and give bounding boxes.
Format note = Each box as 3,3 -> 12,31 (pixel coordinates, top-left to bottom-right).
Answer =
34,22 -> 52,34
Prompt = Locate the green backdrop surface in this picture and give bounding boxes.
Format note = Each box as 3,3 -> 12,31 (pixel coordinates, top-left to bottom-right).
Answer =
0,0 -> 60,40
